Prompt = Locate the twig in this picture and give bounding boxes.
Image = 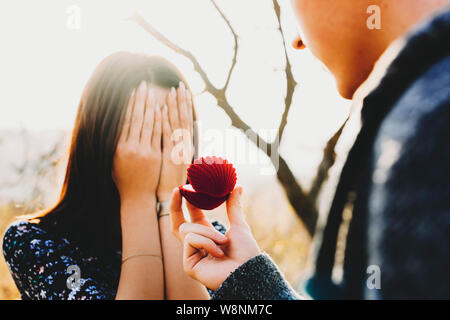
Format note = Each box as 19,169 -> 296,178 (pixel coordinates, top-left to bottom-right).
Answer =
128,2 -> 332,236
272,0 -> 297,146
127,11 -> 220,96
210,0 -> 238,90
309,118 -> 349,202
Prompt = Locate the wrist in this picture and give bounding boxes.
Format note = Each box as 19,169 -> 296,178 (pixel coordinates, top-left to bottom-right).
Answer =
120,195 -> 161,256
120,194 -> 157,224
156,191 -> 173,202
120,192 -> 157,207
156,200 -> 171,219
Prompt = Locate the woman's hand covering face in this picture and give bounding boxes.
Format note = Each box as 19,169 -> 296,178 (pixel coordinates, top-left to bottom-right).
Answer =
156,82 -> 194,201
113,81 -> 163,203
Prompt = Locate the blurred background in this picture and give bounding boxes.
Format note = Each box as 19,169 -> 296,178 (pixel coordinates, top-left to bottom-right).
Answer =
0,0 -> 350,299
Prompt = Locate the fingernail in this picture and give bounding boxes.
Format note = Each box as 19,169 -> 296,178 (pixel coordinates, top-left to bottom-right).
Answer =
170,87 -> 176,97
179,81 -> 185,90
217,248 -> 224,256
163,104 -> 168,114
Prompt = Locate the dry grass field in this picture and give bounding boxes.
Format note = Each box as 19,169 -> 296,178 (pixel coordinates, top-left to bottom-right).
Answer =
0,204 -> 21,299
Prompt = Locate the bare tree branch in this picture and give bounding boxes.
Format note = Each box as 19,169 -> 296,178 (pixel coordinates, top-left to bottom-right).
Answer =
272,0 -> 297,145
276,157 -> 317,235
128,8 -> 272,160
127,11 -> 221,96
126,1 -> 349,236
210,0 -> 238,91
309,118 -> 349,202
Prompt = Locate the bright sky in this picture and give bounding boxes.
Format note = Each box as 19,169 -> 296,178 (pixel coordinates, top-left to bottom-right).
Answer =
0,0 -> 350,185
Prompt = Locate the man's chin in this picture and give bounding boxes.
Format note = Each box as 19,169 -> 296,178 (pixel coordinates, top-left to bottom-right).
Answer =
336,79 -> 360,100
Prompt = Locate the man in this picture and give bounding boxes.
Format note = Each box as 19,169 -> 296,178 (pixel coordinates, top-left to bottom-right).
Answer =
170,0 -> 450,299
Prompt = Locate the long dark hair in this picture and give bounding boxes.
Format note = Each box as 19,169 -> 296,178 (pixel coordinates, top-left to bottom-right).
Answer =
31,51 -> 197,259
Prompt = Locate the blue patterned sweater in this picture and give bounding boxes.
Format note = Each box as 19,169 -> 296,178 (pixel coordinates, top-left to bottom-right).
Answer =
2,220 -> 226,300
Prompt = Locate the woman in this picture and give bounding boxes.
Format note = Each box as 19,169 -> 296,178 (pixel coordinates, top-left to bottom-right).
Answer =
2,51 -> 215,300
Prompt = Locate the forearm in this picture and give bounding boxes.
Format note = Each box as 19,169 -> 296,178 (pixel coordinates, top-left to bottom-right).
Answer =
159,214 -> 209,300
115,196 -> 164,300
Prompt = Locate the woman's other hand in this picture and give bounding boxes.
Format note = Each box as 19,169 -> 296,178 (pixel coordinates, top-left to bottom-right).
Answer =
113,81 -> 162,203
157,82 -> 194,201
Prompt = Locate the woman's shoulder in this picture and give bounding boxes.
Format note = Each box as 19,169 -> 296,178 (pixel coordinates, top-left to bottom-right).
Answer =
3,220 -> 117,300
2,220 -> 70,261
4,220 -> 55,245
3,220 -> 43,250
4,220 -> 46,240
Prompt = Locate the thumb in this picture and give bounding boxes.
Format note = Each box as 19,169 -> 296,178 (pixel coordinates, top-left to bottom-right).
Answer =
226,186 -> 246,227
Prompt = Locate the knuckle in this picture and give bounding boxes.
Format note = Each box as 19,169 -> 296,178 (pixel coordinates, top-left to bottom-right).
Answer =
115,144 -> 124,154
117,144 -> 134,157
126,146 -> 139,157
210,230 -> 221,241
205,237 -> 215,247
178,223 -> 189,235
184,232 -> 196,243
140,149 -> 151,158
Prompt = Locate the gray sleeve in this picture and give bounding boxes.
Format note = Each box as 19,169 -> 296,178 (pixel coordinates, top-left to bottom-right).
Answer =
211,254 -> 302,300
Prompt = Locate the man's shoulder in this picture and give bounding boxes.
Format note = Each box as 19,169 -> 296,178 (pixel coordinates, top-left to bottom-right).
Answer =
368,54 -> 450,212
377,54 -> 450,146
366,54 -> 450,299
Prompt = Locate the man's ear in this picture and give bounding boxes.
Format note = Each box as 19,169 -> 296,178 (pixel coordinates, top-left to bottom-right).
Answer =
292,36 -> 306,50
